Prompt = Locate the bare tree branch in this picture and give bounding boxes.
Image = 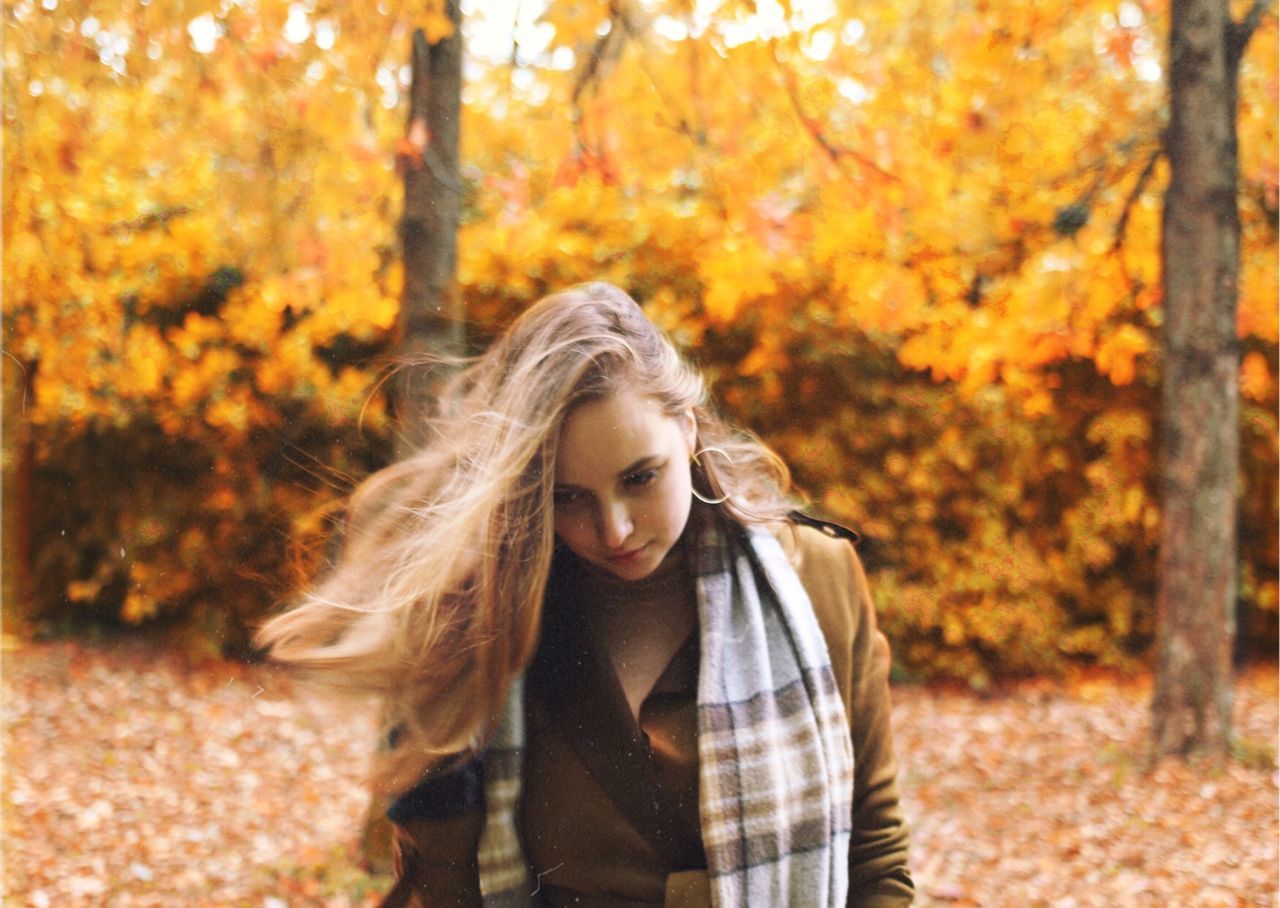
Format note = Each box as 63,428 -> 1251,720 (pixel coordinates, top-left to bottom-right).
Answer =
1227,0 -> 1273,69
770,45 -> 899,184
1112,147 -> 1162,252
572,2 -> 628,107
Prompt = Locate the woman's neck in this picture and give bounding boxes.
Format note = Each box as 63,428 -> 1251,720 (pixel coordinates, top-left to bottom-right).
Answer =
566,537 -> 699,720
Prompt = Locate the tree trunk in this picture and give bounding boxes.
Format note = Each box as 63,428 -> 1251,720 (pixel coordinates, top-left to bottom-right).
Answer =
2,355 -> 34,639
1151,0 -> 1263,760
363,8 -> 465,873
393,10 -> 465,453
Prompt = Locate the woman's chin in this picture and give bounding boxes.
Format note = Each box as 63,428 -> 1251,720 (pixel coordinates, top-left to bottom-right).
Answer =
597,544 -> 660,579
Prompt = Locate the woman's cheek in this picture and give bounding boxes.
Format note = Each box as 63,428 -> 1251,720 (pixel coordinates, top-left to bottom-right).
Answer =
553,511 -> 589,551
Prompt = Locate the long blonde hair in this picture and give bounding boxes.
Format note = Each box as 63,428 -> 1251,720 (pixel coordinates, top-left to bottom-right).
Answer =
257,282 -> 797,793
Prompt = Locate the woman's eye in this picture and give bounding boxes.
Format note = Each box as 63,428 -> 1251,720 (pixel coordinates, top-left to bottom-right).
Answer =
553,489 -> 583,507
623,468 -> 659,489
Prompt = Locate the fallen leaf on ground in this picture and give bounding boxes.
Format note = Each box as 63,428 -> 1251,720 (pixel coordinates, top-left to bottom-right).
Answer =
4,642 -> 1276,906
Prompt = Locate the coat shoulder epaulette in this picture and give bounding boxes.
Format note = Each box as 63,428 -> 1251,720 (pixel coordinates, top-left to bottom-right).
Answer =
787,510 -> 861,545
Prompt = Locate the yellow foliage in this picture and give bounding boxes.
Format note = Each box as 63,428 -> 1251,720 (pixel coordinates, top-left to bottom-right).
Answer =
1094,325 -> 1151,386
698,239 -> 778,322
122,590 -> 159,624
4,0 -> 1276,670
1241,351 -> 1273,402
1239,252 -> 1279,343
415,0 -> 456,43
205,393 -> 250,432
370,296 -> 400,332
119,326 -> 168,398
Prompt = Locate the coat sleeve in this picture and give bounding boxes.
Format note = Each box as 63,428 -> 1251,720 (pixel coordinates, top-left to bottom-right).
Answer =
383,759 -> 486,907
789,526 -> 914,906
840,544 -> 914,906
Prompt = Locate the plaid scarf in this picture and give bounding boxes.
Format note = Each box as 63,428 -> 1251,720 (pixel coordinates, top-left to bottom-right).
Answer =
474,515 -> 855,906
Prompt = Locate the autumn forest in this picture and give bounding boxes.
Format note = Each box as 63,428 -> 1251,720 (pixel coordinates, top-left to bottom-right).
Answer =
4,0 -> 1279,902
6,0 -> 1275,681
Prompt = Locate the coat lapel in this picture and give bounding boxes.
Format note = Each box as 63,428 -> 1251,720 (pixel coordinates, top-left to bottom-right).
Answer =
528,581 -> 692,868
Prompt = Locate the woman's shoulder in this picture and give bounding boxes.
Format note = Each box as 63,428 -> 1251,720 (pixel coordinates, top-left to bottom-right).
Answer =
773,514 -> 862,574
772,516 -> 875,688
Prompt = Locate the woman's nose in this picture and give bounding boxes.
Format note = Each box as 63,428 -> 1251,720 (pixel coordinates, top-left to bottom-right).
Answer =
598,501 -> 633,549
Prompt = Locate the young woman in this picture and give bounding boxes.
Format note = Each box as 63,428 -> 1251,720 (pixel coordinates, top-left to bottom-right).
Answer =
258,283 -> 913,907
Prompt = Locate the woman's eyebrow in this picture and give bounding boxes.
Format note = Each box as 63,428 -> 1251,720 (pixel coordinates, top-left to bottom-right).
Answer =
554,457 -> 664,492
617,455 -> 662,477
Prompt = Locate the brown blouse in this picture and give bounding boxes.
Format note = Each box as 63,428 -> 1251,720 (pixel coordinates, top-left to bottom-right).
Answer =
521,545 -> 708,905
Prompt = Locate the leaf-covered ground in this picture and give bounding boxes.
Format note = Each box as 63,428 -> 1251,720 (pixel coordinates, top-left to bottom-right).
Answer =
4,641 -> 1276,906
895,670 -> 1278,907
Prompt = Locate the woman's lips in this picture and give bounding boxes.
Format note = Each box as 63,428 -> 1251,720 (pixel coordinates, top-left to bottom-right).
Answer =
604,544 -> 648,563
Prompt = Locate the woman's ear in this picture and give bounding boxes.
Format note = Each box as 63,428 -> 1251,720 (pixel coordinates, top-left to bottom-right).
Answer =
681,409 -> 698,454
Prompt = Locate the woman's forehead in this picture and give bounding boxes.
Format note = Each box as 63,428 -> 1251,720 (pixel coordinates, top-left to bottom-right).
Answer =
555,391 -> 677,482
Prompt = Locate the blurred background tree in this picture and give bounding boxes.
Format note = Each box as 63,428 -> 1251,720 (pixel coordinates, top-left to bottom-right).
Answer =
3,0 -> 1275,686
1152,0 -> 1270,760
392,9 -> 465,451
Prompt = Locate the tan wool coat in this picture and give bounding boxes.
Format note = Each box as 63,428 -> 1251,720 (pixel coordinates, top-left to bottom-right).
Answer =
389,521 -> 914,907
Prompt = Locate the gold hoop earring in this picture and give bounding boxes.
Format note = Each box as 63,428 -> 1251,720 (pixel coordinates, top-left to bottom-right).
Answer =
691,446 -> 732,505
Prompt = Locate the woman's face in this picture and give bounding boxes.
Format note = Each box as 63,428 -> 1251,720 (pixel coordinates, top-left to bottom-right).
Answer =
553,388 -> 697,581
